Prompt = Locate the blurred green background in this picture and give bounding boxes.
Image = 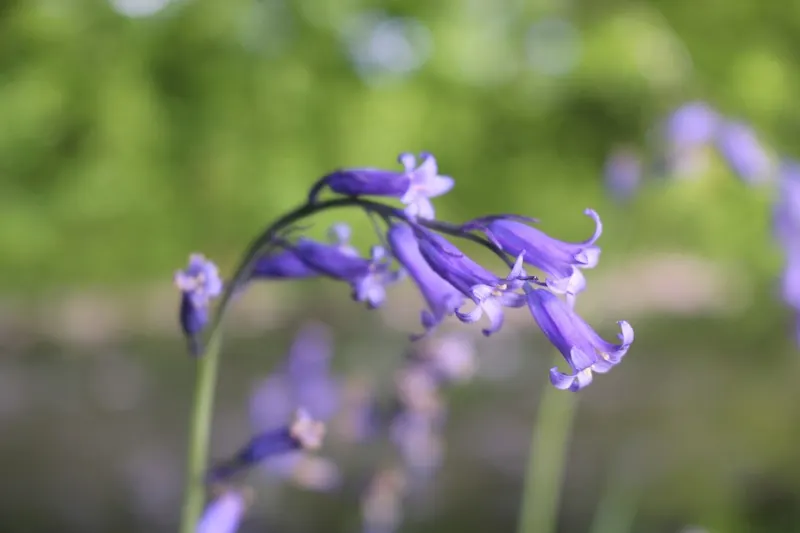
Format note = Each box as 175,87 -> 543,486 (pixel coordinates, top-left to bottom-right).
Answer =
2,0 -> 800,532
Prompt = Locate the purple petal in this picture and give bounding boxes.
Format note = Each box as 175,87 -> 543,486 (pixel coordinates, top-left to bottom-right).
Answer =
197,492 -> 246,533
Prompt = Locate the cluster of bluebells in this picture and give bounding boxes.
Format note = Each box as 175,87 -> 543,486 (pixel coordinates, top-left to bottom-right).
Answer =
174,151 -> 635,531
604,101 -> 775,199
603,101 -> 800,344
359,334 -> 477,533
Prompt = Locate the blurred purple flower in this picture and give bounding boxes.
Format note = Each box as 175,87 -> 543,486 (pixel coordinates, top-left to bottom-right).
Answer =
390,409 -> 443,480
525,287 -> 633,391
464,209 -> 602,306
773,161 -> 800,248
664,102 -> 719,151
415,228 -> 527,336
715,120 -> 773,185
604,148 -> 642,201
322,152 -> 454,219
387,223 -> 465,337
208,409 -> 325,482
174,254 -> 223,350
361,467 -> 408,533
196,490 -> 247,533
248,323 -> 342,490
412,334 -> 476,385
781,249 -> 800,310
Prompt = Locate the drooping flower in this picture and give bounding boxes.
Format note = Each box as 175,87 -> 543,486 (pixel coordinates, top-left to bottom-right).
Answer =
464,209 -> 602,305
174,254 -> 223,352
295,240 -> 403,308
207,409 -> 325,482
253,224 -> 402,308
196,490 -> 248,533
715,120 -> 774,185
247,323 -> 342,490
251,223 -> 357,279
321,152 -> 454,219
603,148 -> 642,201
414,228 -> 526,336
526,287 -> 633,391
387,223 -> 465,337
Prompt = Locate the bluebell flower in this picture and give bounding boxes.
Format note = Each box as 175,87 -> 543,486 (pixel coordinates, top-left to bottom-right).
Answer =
526,287 -> 633,391
604,148 -> 642,201
196,490 -> 248,533
208,408 -> 325,482
248,323 -> 342,490
361,467 -> 408,533
715,120 -> 773,185
465,209 -> 602,306
174,254 -> 223,350
296,239 -> 402,308
414,228 -> 526,336
254,224 -> 402,308
387,223 -> 465,337
390,409 -> 443,479
773,161 -> 800,248
412,334 -> 476,385
664,101 -> 719,151
251,223 -> 357,279
322,152 -> 454,219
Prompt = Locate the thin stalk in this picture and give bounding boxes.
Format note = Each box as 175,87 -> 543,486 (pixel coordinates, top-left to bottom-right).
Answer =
517,360 -> 579,533
178,330 -> 222,533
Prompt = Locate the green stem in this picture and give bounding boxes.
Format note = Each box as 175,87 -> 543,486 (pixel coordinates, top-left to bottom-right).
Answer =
517,361 -> 579,533
179,329 -> 223,533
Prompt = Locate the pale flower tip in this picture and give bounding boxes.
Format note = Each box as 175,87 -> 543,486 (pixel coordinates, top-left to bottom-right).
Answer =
290,408 -> 326,450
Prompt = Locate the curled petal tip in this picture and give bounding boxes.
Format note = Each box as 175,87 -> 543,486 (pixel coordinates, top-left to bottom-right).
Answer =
617,321 -> 634,344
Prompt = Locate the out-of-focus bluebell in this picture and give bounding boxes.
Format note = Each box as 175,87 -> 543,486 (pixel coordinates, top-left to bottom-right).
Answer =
464,210 -> 602,306
253,223 -> 403,308
659,102 -> 719,180
406,334 -> 477,387
248,323 -> 341,490
715,120 -> 774,185
361,467 -> 408,533
196,489 -> 249,533
415,228 -> 527,336
525,287 -> 634,391
207,408 -> 325,482
387,223 -> 465,338
665,102 -> 719,151
321,152 -> 454,220
773,161 -> 800,248
174,254 -> 223,352
390,409 -> 444,481
604,148 -> 642,201
332,376 -> 382,444
773,162 -> 800,344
